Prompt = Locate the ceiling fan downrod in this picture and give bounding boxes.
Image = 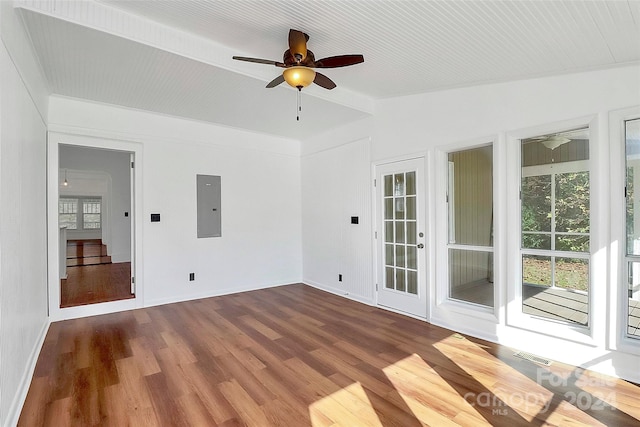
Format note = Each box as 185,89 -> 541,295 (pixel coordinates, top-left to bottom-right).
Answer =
297,86 -> 302,121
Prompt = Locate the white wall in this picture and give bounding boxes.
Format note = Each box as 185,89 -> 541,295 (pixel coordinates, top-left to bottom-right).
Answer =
60,145 -> 132,262
0,3 -> 50,425
301,65 -> 640,382
302,137 -> 373,303
48,96 -> 302,308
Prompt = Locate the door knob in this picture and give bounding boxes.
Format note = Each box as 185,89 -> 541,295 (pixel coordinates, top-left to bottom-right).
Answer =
417,243 -> 424,249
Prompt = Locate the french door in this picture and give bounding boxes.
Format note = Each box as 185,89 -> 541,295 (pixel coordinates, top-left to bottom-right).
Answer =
376,158 -> 427,318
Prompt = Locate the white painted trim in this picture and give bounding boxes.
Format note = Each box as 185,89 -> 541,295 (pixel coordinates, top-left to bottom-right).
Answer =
434,299 -> 498,323
505,115 -> 601,346
429,316 -> 500,344
144,281 -> 300,308
5,319 -> 49,427
434,136 -> 499,319
373,151 -> 429,168
446,244 -> 494,252
303,280 -> 374,306
47,110 -> 300,159
373,156 -> 429,319
522,160 -> 589,178
50,298 -> 139,322
609,105 -> 640,356
47,131 -> 144,321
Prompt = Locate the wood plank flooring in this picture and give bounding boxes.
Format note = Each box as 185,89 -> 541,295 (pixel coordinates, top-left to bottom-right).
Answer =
61,238 -> 132,308
60,262 -> 133,308
19,284 -> 640,426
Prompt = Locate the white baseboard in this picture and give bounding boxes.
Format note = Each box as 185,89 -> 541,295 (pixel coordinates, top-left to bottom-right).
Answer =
143,280 -> 300,308
429,315 -> 499,343
302,279 -> 374,306
6,318 -> 50,427
109,252 -> 131,263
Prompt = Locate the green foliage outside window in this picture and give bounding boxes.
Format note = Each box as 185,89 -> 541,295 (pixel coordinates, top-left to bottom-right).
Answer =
521,171 -> 589,291
555,172 -> 589,252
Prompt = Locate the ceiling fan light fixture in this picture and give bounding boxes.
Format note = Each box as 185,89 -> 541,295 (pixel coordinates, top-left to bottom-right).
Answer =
283,66 -> 316,89
541,136 -> 571,150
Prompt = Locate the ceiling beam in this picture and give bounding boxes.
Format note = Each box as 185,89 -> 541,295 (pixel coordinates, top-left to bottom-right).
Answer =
14,0 -> 374,115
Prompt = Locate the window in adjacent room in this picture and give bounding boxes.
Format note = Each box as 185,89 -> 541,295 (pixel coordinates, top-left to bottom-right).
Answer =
59,197 -> 102,230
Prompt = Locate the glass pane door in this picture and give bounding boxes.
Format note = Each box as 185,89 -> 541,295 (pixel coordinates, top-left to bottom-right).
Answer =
377,158 -> 427,318
384,171 -> 418,294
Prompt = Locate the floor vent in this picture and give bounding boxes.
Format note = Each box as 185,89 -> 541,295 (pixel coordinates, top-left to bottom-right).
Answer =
513,351 -> 552,366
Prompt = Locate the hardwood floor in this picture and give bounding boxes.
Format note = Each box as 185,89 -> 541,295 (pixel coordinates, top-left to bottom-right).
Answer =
19,284 -> 640,426
61,239 -> 132,308
60,263 -> 133,308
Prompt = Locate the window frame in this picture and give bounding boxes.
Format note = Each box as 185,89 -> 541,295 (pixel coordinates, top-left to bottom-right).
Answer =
434,137 -> 499,323
520,159 -> 590,300
446,144 -> 495,308
506,116 -> 600,346
611,106 -> 640,355
59,196 -> 102,231
58,197 -> 79,230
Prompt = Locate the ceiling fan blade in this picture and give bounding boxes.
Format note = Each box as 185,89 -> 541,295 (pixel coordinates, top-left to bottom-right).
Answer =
313,72 -> 336,90
314,54 -> 364,68
232,56 -> 285,67
288,29 -> 308,62
266,75 -> 285,88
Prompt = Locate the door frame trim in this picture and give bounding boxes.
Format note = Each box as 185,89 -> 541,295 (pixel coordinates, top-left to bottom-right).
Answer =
47,131 -> 144,321
372,153 -> 429,319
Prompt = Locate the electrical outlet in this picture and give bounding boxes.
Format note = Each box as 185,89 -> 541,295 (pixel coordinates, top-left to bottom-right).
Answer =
189,273 -> 195,281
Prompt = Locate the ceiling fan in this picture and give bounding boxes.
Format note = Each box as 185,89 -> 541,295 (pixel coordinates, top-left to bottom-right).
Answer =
526,128 -> 589,150
232,29 -> 364,91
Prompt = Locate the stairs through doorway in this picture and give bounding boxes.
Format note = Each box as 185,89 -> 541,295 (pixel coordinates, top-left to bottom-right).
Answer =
61,239 -> 132,308
66,239 -> 112,267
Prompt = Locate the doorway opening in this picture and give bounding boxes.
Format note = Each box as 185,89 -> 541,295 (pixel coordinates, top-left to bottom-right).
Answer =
57,144 -> 135,309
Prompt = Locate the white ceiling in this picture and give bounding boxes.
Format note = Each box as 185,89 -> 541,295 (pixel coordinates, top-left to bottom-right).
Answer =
15,0 -> 640,140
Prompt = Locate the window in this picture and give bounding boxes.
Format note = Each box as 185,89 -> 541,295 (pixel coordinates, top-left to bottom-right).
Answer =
520,128 -> 590,326
59,198 -> 78,229
625,118 -> 640,339
59,197 -> 102,231
447,145 -> 494,307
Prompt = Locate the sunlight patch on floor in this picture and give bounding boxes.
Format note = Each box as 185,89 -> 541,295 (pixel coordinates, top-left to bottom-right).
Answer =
432,333 -> 604,425
434,334 -> 553,422
381,352 -> 478,425
308,382 -> 383,427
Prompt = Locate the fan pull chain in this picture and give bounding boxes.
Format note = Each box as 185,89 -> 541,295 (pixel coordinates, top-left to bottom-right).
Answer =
296,86 -> 302,121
